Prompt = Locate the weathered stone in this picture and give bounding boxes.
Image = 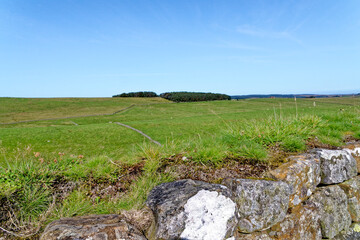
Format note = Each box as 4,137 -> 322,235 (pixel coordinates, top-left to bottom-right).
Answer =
344,143 -> 360,173
347,197 -> 360,223
234,231 -> 272,240
120,206 -> 155,234
313,149 -> 357,184
223,178 -> 290,233
338,176 -> 360,222
146,179 -> 237,240
268,204 -> 322,240
268,154 -> 321,207
305,185 -> 351,239
332,223 -> 360,240
40,214 -> 146,240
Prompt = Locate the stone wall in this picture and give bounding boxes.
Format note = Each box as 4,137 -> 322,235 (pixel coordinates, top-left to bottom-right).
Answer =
41,144 -> 360,240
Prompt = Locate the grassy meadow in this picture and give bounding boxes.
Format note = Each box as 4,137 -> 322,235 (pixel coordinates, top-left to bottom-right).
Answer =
0,96 -> 360,238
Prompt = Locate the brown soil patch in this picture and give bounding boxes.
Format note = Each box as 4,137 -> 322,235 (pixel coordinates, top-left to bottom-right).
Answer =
159,155 -> 272,184
306,137 -> 340,150
49,162 -> 145,203
266,144 -> 294,167
87,162 -> 144,201
344,135 -> 360,143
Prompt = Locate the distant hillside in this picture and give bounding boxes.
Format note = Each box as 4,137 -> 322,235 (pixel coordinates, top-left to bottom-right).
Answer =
231,93 -> 360,100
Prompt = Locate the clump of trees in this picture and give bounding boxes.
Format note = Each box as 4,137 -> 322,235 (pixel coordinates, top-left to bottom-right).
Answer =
113,91 -> 158,98
113,91 -> 231,102
159,92 -> 231,102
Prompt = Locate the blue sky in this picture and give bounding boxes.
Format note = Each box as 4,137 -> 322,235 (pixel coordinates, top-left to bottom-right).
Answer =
1,0 -> 360,97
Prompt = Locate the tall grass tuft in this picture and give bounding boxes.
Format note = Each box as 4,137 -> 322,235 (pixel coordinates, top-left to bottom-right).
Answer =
224,115 -> 325,157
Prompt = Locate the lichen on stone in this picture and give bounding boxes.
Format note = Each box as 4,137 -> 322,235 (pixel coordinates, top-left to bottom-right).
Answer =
305,185 -> 351,239
314,149 -> 357,184
180,189 -> 236,240
223,178 -> 291,233
354,224 -> 360,232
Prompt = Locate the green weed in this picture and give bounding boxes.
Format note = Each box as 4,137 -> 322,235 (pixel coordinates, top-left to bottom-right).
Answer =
222,136 -> 267,161
116,172 -> 173,210
64,156 -> 119,181
47,189 -> 95,222
14,185 -> 51,222
281,137 -> 306,152
224,116 -> 319,154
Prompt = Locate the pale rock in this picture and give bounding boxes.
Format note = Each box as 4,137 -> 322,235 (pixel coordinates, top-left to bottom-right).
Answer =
344,144 -> 360,173
180,190 -> 236,240
313,149 -> 357,184
146,179 -> 237,240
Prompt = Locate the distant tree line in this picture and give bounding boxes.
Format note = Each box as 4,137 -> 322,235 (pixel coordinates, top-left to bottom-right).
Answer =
113,91 -> 231,102
112,91 -> 158,98
159,92 -> 231,102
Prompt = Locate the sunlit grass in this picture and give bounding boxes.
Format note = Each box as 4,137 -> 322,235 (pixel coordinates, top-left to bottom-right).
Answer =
0,97 -> 169,123
0,96 -> 359,237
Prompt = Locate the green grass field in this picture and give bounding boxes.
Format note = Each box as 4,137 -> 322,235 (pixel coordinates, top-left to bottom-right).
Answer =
1,96 -> 360,238
2,97 -> 359,159
0,97 -> 169,123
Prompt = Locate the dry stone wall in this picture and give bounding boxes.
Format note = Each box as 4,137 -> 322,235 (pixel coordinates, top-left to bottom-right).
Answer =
41,144 -> 360,240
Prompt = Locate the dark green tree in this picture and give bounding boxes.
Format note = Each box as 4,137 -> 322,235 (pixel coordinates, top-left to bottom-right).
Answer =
113,91 -> 158,98
159,92 -> 230,102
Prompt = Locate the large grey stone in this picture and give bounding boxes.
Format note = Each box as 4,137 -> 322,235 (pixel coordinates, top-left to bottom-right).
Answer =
146,179 -> 237,240
313,149 -> 357,184
339,176 -> 360,222
268,154 -> 321,207
40,214 -> 146,240
305,185 -> 351,239
223,178 -> 291,233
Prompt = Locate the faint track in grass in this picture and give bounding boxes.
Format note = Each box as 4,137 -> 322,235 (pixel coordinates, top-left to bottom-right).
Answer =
0,104 -> 136,125
113,122 -> 162,146
0,102 -> 174,125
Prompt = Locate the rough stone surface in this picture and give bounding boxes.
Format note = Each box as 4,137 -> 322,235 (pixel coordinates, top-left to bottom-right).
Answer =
146,179 -> 237,240
119,206 -> 155,234
40,214 -> 146,240
338,176 -> 360,222
346,197 -> 360,223
344,144 -> 360,173
332,223 -> 360,240
313,149 -> 357,184
268,154 -> 321,207
234,231 -> 272,240
180,190 -> 237,240
305,185 -> 351,239
223,178 -> 291,233
268,204 -> 322,240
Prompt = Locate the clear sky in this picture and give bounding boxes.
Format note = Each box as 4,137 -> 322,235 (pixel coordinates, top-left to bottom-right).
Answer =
1,0 -> 360,97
